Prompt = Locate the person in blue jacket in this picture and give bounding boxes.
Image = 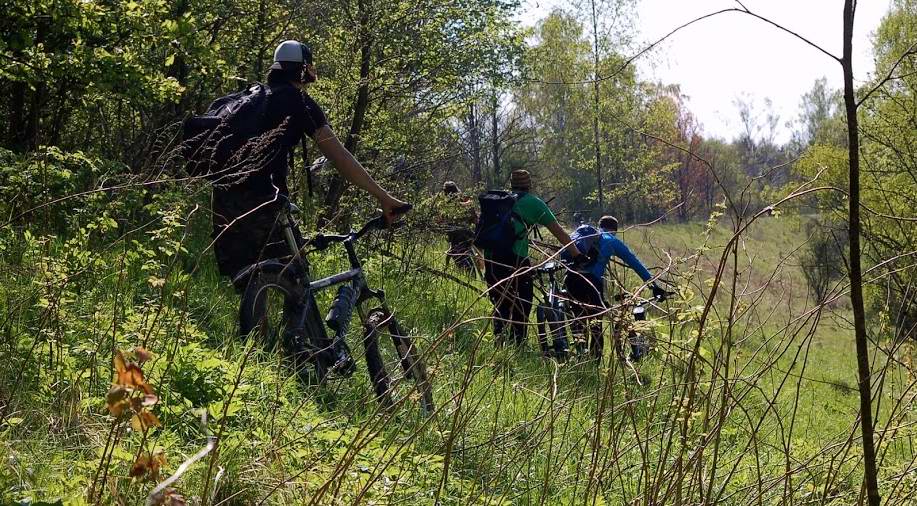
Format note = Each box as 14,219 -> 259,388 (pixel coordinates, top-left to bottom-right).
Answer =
566,215 -> 666,357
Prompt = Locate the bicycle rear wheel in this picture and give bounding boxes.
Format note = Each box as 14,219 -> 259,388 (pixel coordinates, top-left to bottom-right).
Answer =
362,308 -> 434,415
239,271 -> 328,382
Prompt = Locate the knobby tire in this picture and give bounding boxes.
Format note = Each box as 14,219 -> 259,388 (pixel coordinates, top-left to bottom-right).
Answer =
238,271 -> 328,383
363,309 -> 435,415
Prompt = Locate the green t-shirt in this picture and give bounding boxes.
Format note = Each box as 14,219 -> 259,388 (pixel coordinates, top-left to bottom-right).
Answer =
508,192 -> 556,258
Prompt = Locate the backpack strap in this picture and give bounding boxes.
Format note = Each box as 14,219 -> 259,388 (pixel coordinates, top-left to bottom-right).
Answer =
508,192 -> 526,241
301,135 -> 313,198
530,218 -> 543,242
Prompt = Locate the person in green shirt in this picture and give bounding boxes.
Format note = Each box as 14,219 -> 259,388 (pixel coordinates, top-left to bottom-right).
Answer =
484,169 -> 585,345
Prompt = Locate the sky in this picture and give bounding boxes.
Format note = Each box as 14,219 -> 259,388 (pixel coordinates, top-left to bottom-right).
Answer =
519,0 -> 892,143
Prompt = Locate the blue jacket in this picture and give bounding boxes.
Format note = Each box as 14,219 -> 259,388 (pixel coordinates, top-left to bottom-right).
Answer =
586,232 -> 653,282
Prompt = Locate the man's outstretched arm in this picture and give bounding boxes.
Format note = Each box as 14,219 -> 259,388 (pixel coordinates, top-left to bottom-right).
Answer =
313,125 -> 408,222
609,236 -> 653,282
545,221 -> 582,258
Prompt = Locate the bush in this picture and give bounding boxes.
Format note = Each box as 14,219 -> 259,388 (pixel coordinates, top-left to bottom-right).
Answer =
800,218 -> 848,303
0,146 -> 145,234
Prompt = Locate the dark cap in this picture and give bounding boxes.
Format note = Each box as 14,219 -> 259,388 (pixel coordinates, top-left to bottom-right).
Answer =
599,215 -> 618,232
510,169 -> 531,191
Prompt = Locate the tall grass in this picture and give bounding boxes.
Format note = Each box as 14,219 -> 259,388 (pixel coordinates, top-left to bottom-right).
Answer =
1,180 -> 915,505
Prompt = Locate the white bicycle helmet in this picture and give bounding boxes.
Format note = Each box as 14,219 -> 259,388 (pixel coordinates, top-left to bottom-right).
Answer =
270,40 -> 313,69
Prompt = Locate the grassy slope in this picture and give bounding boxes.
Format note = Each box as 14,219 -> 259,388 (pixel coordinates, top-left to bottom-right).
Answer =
630,216 -> 859,394
631,217 -> 862,429
1,213 -> 913,505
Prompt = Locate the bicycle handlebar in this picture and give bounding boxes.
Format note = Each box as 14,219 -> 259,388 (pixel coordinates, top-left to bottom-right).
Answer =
535,260 -> 574,274
613,290 -> 676,306
306,203 -> 413,252
535,258 -> 603,276
353,203 -> 412,239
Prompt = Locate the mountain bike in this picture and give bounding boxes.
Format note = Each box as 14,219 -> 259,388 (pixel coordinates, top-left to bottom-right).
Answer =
233,196 -> 434,414
534,260 -> 572,359
611,291 -> 674,362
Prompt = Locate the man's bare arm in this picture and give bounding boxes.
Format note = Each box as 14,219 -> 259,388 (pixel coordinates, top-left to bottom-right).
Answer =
545,221 -> 582,257
313,125 -> 408,221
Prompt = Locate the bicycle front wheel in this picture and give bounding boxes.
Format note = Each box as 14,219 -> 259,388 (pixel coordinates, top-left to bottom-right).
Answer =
536,304 -> 553,356
362,308 -> 434,415
548,305 -> 570,358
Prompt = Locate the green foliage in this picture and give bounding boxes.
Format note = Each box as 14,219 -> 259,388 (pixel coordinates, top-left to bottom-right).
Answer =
854,0 -> 917,334
790,77 -> 847,149
1,0 -> 915,503
513,9 -> 683,220
790,0 -> 917,334
793,143 -> 848,214
799,219 -> 849,303
0,147 -> 141,234
3,186 -> 913,504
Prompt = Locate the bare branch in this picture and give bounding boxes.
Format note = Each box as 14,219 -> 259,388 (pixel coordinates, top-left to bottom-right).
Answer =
856,42 -> 917,107
527,5 -> 839,86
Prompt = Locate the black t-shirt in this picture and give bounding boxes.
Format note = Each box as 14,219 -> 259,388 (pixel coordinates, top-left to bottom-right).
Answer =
244,81 -> 328,195
216,81 -> 327,197
262,80 -> 328,144
210,81 -> 329,276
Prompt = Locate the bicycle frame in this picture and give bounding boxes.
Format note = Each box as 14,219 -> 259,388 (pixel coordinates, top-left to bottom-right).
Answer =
231,198 -> 392,353
535,263 -> 566,312
277,202 -> 389,322
283,214 -> 363,294
232,197 -> 433,412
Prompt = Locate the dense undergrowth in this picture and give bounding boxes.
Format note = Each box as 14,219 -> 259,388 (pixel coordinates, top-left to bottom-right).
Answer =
0,150 -> 915,505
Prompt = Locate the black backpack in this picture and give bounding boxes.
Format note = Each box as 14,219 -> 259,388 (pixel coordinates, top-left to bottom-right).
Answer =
180,83 -> 272,179
561,223 -> 601,265
473,190 -> 521,256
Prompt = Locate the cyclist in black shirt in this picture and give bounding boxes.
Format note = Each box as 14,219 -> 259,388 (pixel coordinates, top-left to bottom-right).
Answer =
212,40 -> 409,277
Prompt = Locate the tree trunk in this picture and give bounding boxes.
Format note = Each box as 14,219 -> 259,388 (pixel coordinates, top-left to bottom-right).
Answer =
490,90 -> 500,186
48,83 -> 71,146
590,0 -> 603,212
468,102 -> 482,184
323,0 -> 372,222
841,2 -> 880,505
7,81 -> 27,151
20,19 -> 50,151
253,0 -> 267,79
24,80 -> 44,152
